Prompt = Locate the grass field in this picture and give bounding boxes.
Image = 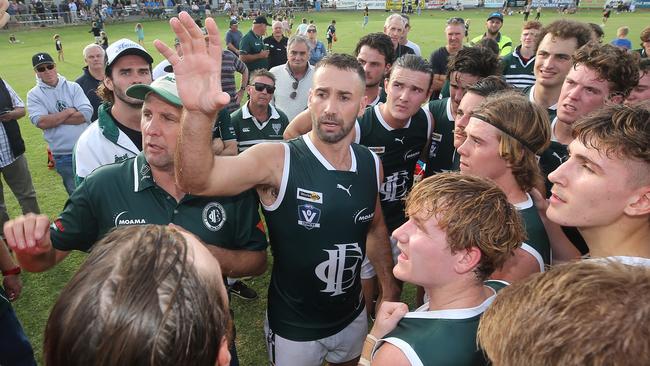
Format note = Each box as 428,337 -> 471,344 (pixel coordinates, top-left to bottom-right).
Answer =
1,7 -> 648,365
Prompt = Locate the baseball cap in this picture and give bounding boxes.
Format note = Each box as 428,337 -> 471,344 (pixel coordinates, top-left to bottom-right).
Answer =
487,12 -> 504,21
253,16 -> 271,26
32,52 -> 54,68
230,19 -> 238,26
126,74 -> 181,107
105,38 -> 154,73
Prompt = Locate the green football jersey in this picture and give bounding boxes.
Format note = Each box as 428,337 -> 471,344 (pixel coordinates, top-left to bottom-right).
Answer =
425,97 -> 456,176
355,104 -> 432,232
539,118 -> 569,193
374,280 -> 506,366
262,134 -> 380,341
502,46 -> 536,89
230,103 -> 289,153
515,194 -> 552,271
523,85 -> 557,121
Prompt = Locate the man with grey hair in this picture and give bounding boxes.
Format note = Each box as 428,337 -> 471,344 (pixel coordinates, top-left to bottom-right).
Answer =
264,20 -> 288,69
270,35 -> 314,121
399,15 -> 421,57
75,43 -> 105,121
384,13 -> 414,58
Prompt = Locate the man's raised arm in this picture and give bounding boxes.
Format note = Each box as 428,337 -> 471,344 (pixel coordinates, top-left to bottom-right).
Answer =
155,12 -> 280,196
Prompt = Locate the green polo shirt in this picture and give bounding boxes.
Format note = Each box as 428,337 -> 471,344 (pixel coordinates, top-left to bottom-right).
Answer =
239,30 -> 268,73
50,153 -> 267,253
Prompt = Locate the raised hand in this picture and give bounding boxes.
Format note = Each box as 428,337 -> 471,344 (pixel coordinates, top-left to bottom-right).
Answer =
154,12 -> 230,116
3,214 -> 53,256
369,301 -> 409,339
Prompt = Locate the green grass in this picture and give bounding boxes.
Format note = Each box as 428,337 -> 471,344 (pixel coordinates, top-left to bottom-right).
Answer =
1,8 -> 648,365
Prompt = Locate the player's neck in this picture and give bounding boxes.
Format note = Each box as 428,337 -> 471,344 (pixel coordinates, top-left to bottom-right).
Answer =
112,99 -> 142,131
426,280 -> 492,311
493,172 -> 528,205
583,218 -> 650,259
308,131 -> 353,171
553,118 -> 574,145
519,46 -> 535,59
248,101 -> 269,122
365,84 -> 380,103
379,102 -> 409,129
533,83 -> 561,109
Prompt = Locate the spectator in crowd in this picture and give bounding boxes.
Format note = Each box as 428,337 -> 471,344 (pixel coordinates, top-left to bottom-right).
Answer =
635,25 -> 649,58
626,58 -> 650,104
74,39 -> 153,185
54,34 -> 64,62
470,12 -> 512,56
501,21 -> 542,89
239,15 -> 270,73
429,17 -> 465,100
399,15 -> 420,57
611,26 -> 632,50
264,20 -> 288,69
306,24 -> 326,65
360,172 -> 524,365
99,31 -> 108,50
546,103 -> 649,263
270,35 -> 314,121
326,19 -> 336,53
384,13 -> 414,58
44,225 -> 234,366
75,44 -> 106,122
0,76 -> 40,231
479,261 -> 650,366
135,23 -> 144,46
88,21 -> 101,43
295,17 -> 308,35
68,0 -> 77,23
523,20 -> 593,121
230,69 -> 288,153
225,19 -> 243,56
27,52 -> 92,195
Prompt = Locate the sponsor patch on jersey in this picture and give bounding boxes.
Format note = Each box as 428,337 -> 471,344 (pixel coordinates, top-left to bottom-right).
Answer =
297,188 -> 323,203
368,146 -> 386,154
242,127 -> 250,133
113,210 -> 147,226
298,204 -> 321,230
403,149 -> 420,161
353,208 -> 374,224
272,123 -> 282,135
203,202 -> 227,231
430,132 -> 443,142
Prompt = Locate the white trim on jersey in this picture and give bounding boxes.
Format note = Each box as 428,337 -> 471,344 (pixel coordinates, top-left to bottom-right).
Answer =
368,88 -> 383,107
445,97 -> 455,122
550,117 -> 560,142
513,193 -> 546,272
261,143 -> 290,212
377,337 -> 424,366
529,84 -> 558,111
132,158 -> 139,192
370,150 -> 381,190
353,121 -> 361,144
422,106 -> 433,137
373,103 -> 412,130
404,287 -> 496,320
303,134 -> 357,172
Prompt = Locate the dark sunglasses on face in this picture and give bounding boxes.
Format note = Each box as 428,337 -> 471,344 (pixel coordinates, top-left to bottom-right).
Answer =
35,64 -> 55,73
254,82 -> 276,94
307,29 -> 316,33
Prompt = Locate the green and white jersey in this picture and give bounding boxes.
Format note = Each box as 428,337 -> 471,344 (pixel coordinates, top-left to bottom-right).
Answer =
355,104 -> 432,232
367,87 -> 387,108
523,85 -> 557,121
50,153 -> 268,252
502,46 -> 536,89
262,134 -> 380,341
230,103 -> 289,153
515,194 -> 551,271
539,117 -> 568,193
373,280 -> 507,366
212,109 -> 236,141
425,97 -> 455,176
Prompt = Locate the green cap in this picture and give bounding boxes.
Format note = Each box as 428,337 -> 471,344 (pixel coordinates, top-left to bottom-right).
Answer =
126,74 -> 182,107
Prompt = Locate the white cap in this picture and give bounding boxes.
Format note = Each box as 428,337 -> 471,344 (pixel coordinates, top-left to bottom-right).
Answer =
105,38 -> 153,72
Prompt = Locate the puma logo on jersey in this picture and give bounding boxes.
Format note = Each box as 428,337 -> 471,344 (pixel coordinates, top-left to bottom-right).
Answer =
337,184 -> 352,197
394,136 -> 406,144
552,152 -> 566,164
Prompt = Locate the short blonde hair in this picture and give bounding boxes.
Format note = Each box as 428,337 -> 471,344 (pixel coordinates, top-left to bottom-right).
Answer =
405,172 -> 525,281
478,260 -> 650,366
472,91 -> 551,193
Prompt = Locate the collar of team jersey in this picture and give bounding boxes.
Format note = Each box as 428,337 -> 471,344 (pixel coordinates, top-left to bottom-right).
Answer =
445,97 -> 455,121
132,152 -> 155,192
404,286 -> 497,319
373,103 -> 411,130
302,134 -> 358,172
242,102 -> 281,121
528,84 -> 557,110
97,103 -> 120,143
514,45 -> 536,66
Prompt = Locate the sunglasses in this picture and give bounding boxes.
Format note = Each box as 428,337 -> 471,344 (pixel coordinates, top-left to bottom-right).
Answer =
35,64 -> 55,72
447,17 -> 465,24
307,29 -> 317,33
254,82 -> 276,94
290,80 -> 298,99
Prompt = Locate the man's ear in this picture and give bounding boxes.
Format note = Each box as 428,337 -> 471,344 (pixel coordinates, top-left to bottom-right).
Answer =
103,76 -> 114,92
624,187 -> 650,217
455,246 -> 482,275
216,336 -> 231,366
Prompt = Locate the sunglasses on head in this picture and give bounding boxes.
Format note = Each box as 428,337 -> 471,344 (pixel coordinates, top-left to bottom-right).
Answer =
254,82 -> 276,94
35,64 -> 55,73
447,17 -> 465,24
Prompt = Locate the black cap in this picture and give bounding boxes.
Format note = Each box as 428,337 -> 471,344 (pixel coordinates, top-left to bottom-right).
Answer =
487,12 -> 504,21
253,16 -> 271,26
230,19 -> 238,26
32,52 -> 54,68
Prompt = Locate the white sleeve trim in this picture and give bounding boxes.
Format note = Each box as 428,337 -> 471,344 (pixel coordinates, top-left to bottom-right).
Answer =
521,243 -> 545,272
373,337 -> 424,366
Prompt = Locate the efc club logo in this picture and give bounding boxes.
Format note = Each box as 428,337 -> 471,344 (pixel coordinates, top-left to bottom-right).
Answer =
315,243 -> 363,296
298,204 -> 321,230
203,202 -> 226,232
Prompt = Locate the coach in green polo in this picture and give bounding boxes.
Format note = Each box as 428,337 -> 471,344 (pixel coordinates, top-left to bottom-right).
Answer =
239,16 -> 271,73
3,74 -> 268,278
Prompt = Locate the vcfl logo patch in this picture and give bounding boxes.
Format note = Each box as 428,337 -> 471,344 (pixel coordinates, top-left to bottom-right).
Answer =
297,204 -> 321,229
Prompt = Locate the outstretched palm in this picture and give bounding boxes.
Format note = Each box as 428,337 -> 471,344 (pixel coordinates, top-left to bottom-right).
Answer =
154,12 -> 230,115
